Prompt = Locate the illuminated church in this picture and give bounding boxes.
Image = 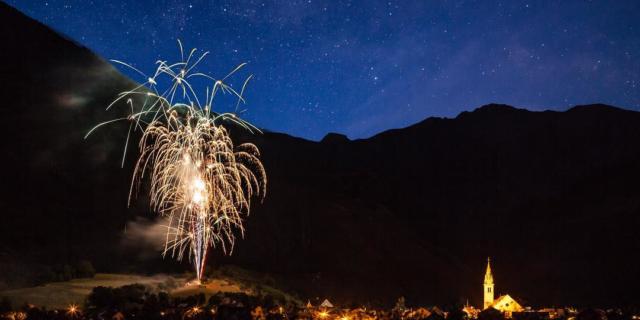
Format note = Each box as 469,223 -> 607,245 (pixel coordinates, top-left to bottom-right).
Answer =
483,258 -> 524,316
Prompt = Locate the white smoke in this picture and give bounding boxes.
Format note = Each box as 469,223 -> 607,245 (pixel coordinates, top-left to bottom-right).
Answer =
121,217 -> 170,259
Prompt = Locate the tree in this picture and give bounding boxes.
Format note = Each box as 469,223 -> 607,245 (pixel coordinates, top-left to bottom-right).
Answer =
196,293 -> 206,305
75,260 -> 96,278
57,264 -> 74,281
577,309 -> 607,320
86,286 -> 115,310
478,307 -> 505,320
261,294 -> 275,310
35,266 -> 56,285
26,306 -> 48,320
158,292 -> 171,309
448,308 -> 469,320
209,292 -> 224,306
117,284 -> 147,305
0,296 -> 12,313
141,293 -> 161,320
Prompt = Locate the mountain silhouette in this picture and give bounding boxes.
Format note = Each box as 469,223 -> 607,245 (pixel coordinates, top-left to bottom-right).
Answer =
1,1 -> 640,308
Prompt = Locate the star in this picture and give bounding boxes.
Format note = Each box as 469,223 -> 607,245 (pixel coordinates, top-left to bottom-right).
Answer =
4,0 -> 640,140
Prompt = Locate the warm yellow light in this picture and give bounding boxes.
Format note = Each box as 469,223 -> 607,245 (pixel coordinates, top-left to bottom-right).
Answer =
193,178 -> 205,190
66,304 -> 79,317
192,191 -> 204,203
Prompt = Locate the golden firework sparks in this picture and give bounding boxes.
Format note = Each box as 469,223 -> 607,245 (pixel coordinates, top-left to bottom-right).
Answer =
87,40 -> 267,280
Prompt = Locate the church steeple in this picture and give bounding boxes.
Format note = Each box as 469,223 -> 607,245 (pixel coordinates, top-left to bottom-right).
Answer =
483,257 -> 495,309
484,257 -> 494,285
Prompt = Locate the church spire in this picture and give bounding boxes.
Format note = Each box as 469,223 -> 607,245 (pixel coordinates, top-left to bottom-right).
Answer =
483,257 -> 494,309
484,257 -> 493,285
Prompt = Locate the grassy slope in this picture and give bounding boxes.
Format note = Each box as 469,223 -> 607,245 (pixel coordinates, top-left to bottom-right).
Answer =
0,268 -> 301,309
0,274 -> 186,309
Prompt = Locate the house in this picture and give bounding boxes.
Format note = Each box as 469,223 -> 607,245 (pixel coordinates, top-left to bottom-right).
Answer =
320,299 -> 334,309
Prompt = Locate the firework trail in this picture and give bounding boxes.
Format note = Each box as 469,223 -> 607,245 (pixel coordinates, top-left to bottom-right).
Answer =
87,40 -> 267,281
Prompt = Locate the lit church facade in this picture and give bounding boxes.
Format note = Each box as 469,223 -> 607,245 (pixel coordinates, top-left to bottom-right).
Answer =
466,259 -> 570,319
483,258 -> 494,309
482,258 -> 524,317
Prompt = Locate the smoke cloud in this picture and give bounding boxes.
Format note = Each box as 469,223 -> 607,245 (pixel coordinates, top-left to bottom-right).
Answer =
121,217 -> 170,260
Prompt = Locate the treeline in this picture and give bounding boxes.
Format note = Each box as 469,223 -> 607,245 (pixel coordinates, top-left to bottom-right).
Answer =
0,259 -> 95,290
84,284 -> 293,316
1,282 -> 294,319
36,260 -> 96,283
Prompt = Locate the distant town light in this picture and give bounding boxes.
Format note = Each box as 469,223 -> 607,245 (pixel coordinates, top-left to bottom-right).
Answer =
66,304 -> 80,317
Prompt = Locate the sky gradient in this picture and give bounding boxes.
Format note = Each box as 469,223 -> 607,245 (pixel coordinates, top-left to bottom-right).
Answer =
6,0 -> 640,140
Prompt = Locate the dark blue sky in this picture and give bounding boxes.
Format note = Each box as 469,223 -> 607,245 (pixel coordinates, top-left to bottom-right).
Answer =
7,0 -> 640,140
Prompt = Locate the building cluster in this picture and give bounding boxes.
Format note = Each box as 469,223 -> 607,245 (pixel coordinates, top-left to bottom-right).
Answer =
461,258 -> 571,320
284,298 -> 632,320
1,259 -> 639,320
459,258 -> 640,320
296,298 -> 447,320
0,296 -> 637,320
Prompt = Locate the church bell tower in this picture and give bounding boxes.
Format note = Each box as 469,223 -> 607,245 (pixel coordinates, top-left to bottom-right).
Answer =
483,257 -> 494,309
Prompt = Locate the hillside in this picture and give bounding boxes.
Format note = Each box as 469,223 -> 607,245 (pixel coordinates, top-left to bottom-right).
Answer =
1,1 -> 640,308
232,103 -> 640,307
0,269 -> 298,309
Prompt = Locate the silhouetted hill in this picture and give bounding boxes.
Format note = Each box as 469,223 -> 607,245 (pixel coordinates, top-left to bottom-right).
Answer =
320,132 -> 350,143
2,2 -> 640,308
0,0 -> 148,281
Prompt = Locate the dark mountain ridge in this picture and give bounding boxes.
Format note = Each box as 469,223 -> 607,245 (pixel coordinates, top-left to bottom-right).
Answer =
1,1 -> 640,308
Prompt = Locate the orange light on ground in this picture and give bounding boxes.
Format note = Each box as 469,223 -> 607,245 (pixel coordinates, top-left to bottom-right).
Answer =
66,304 -> 80,317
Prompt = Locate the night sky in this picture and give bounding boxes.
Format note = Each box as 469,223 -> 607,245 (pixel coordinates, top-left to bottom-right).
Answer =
6,0 -> 640,140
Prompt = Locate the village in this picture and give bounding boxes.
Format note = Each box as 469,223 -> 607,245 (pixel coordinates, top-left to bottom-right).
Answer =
1,259 -> 638,320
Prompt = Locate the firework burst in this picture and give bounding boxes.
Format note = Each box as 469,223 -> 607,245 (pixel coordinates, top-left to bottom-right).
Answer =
87,40 -> 267,280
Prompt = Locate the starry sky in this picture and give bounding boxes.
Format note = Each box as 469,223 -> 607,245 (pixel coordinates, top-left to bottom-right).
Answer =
6,1 -> 640,140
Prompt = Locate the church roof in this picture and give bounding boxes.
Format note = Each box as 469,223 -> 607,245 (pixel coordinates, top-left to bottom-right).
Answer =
320,299 -> 334,308
492,295 -> 510,305
491,294 -> 523,312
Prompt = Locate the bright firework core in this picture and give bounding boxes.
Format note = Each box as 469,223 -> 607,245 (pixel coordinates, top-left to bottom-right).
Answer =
87,40 -> 267,281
